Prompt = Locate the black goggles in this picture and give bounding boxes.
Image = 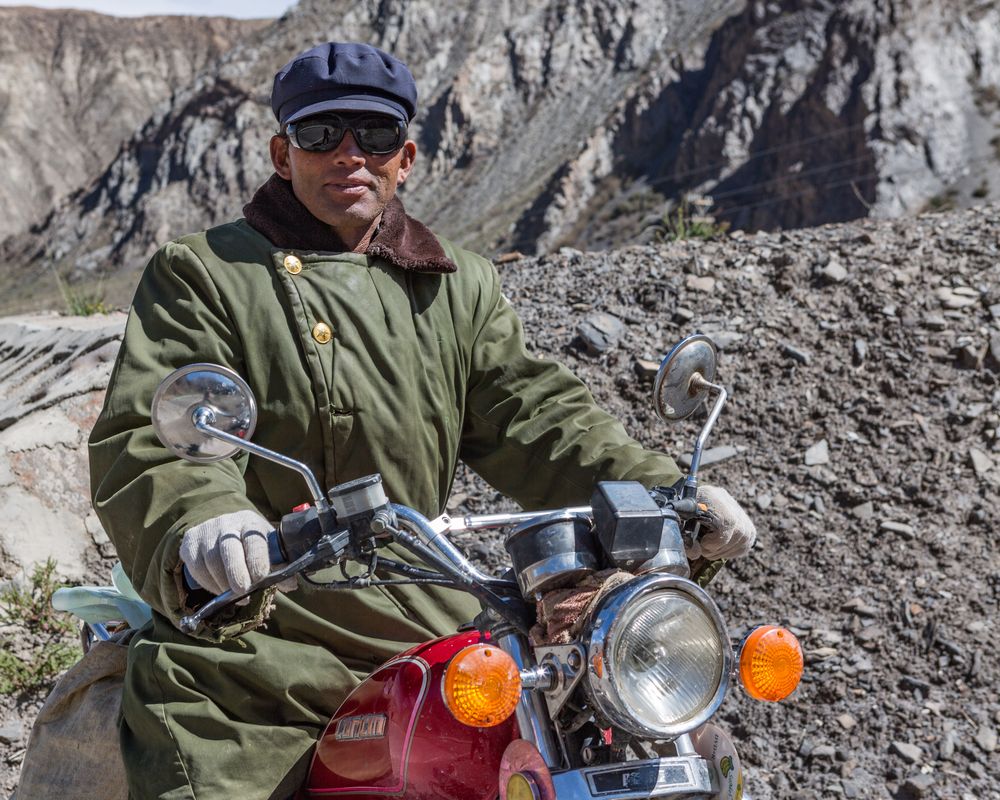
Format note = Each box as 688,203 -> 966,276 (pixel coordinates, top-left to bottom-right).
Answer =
285,114 -> 407,156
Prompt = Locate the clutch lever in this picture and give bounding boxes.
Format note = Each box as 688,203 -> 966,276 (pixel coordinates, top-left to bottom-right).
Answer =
179,529 -> 351,633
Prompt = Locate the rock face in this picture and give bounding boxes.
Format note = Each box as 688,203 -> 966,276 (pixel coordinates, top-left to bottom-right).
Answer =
546,0 -> 1000,248
0,8 -> 267,244
2,0 -> 998,312
0,312 -> 126,581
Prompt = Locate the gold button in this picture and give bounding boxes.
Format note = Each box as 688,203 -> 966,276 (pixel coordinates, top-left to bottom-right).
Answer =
283,255 -> 302,274
312,322 -> 332,344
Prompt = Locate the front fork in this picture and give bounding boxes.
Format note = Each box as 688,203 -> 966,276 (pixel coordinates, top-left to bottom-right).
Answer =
496,629 -> 563,768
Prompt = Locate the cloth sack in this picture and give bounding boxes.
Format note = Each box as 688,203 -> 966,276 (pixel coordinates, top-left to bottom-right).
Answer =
530,569 -> 635,646
15,629 -> 132,800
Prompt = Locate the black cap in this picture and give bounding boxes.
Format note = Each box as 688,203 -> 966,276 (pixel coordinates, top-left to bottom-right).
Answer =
271,42 -> 417,126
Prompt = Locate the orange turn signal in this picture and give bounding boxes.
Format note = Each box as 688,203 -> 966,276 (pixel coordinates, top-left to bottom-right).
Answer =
739,625 -> 803,702
443,644 -> 522,727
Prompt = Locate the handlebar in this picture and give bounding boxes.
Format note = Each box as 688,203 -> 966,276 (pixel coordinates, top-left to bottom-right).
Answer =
163,357 -> 730,633
179,529 -> 352,632
181,530 -> 285,592
178,484 -> 718,634
178,500 -> 531,635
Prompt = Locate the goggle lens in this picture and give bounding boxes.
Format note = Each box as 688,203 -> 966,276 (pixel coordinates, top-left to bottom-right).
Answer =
288,115 -> 405,155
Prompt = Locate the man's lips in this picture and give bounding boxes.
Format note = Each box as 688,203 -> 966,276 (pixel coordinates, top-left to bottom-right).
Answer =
325,178 -> 372,195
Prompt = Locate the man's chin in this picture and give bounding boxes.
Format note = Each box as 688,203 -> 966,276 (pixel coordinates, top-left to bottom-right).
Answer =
314,201 -> 387,247
318,201 -> 378,227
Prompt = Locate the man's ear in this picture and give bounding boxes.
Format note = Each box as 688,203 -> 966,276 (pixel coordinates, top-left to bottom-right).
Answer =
396,140 -> 417,187
270,135 -> 292,179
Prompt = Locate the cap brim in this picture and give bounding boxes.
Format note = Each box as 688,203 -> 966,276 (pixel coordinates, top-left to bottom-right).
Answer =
285,96 -> 407,124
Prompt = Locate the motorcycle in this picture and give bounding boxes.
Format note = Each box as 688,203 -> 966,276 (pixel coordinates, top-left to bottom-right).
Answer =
62,334 -> 804,800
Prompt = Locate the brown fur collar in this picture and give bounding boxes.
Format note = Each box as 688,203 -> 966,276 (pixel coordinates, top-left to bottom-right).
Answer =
243,174 -> 456,273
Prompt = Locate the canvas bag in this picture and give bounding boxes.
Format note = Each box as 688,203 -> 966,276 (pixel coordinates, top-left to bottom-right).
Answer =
15,629 -> 132,800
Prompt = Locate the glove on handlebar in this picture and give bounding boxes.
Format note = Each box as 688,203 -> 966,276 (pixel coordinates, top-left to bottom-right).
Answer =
180,510 -> 295,597
689,484 -> 757,560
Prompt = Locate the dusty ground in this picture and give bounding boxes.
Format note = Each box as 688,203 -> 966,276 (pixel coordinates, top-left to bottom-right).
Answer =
2,204 -> 999,798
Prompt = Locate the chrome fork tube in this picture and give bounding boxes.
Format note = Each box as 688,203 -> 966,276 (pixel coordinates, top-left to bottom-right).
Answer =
673,733 -> 696,756
496,630 -> 562,770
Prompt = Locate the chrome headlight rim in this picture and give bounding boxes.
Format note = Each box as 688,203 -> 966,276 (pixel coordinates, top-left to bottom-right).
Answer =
583,573 -> 733,740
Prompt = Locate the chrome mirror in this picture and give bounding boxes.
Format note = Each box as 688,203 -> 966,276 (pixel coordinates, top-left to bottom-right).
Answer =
653,334 -> 718,421
654,335 -> 729,499
151,364 -> 257,462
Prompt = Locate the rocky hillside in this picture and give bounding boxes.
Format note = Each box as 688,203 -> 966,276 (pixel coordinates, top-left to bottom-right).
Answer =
0,0 -> 741,311
565,0 -> 1000,246
2,0 -> 999,313
1,203 -> 997,798
0,7 -> 268,245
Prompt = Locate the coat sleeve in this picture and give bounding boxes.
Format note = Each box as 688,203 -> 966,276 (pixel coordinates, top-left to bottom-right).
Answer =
459,261 -> 682,510
89,241 -> 273,640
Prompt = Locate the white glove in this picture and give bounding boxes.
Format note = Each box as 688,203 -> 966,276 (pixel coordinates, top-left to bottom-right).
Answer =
180,510 -> 294,597
688,485 -> 757,560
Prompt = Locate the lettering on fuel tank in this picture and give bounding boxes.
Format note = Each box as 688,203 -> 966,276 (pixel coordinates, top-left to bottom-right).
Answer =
334,713 -> 388,741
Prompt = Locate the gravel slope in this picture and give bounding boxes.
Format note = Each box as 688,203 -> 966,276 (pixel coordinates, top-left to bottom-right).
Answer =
2,204 -> 998,798
450,203 -> 1000,799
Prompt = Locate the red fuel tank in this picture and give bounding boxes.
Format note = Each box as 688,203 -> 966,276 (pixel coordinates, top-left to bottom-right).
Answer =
304,631 -> 518,799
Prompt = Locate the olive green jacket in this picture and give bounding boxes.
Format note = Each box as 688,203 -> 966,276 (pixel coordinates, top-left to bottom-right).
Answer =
88,219 -> 681,799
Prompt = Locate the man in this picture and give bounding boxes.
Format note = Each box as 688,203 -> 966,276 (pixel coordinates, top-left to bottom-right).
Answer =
89,42 -> 755,800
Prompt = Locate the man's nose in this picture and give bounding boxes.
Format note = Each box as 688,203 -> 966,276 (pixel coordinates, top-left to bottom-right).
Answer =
330,130 -> 366,163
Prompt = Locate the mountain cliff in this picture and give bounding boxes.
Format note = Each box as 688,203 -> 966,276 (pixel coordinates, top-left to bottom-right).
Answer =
0,7 -> 268,246
518,0 -> 1000,249
0,0 -> 998,311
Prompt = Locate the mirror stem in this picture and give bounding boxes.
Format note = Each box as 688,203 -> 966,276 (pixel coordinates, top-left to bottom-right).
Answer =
683,377 -> 728,499
192,407 -> 330,511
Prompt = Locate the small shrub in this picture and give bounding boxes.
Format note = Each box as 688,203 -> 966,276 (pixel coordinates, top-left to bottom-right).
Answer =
925,191 -> 958,213
655,198 -> 730,242
0,559 -> 78,696
51,268 -> 109,316
616,188 -> 662,217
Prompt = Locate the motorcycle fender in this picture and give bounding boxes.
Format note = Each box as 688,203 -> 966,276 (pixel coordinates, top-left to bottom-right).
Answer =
305,631 -> 517,799
691,722 -> 744,800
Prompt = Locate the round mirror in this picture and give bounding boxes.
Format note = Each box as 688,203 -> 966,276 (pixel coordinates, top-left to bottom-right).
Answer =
653,335 -> 718,421
150,364 -> 257,462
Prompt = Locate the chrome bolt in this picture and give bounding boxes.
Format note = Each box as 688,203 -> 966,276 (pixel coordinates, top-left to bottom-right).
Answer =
369,511 -> 392,534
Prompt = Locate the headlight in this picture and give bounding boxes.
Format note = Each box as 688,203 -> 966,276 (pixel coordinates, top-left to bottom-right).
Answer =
582,574 -> 732,739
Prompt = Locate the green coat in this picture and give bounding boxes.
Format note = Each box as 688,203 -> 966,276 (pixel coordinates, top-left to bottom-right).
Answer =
89,219 -> 681,799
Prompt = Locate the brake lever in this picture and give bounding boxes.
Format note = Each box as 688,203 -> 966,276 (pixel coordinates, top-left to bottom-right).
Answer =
678,504 -> 726,588
662,496 -> 712,548
652,485 -> 723,587
179,530 -> 351,633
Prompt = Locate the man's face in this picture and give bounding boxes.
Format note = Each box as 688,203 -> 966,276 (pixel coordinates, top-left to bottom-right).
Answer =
270,113 -> 416,243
